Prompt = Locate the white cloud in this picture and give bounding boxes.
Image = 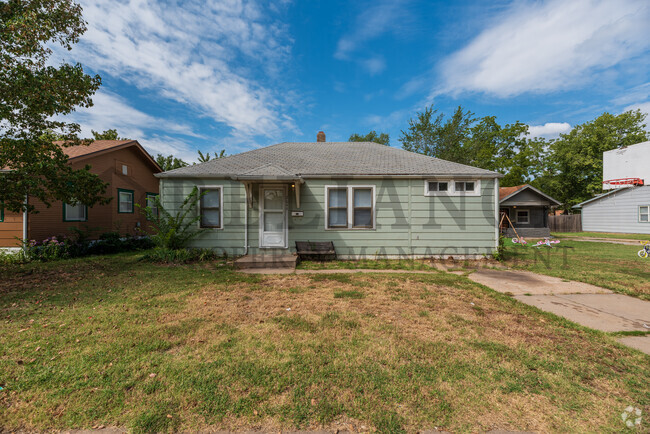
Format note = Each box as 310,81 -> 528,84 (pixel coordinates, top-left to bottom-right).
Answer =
64,90 -> 198,161
528,122 -> 572,138
334,0 -> 410,74
60,0 -> 294,138
438,0 -> 650,97
362,56 -> 387,75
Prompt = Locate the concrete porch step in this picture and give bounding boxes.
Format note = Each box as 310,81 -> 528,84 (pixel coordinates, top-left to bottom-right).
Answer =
234,254 -> 298,270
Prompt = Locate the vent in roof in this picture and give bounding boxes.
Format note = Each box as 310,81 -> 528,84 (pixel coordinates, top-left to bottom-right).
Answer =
316,131 -> 326,142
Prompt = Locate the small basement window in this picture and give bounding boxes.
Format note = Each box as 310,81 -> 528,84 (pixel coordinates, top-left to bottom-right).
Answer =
117,189 -> 134,213
516,210 -> 529,224
640,205 -> 649,223
63,202 -> 87,222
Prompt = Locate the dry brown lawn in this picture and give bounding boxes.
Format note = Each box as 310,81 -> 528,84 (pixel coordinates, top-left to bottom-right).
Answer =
0,253 -> 648,433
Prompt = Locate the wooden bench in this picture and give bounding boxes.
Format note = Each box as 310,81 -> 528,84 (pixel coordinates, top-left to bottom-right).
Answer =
295,241 -> 336,261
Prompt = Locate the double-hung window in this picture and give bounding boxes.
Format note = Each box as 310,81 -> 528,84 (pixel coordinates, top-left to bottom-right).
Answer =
117,189 -> 134,213
516,210 -> 529,224
199,187 -> 222,228
326,186 -> 375,229
327,188 -> 347,228
640,206 -> 650,223
63,202 -> 87,222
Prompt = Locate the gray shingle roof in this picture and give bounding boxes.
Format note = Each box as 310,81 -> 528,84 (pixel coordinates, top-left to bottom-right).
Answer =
157,142 -> 502,178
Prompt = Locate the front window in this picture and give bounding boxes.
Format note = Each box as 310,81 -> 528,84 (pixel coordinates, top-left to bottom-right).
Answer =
326,186 -> 375,229
640,206 -> 649,223
327,188 -> 347,228
353,188 -> 373,228
63,203 -> 87,222
516,210 -> 529,224
200,187 -> 222,228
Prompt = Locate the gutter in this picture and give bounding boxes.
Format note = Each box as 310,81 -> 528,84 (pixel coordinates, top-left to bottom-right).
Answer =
156,173 -> 504,180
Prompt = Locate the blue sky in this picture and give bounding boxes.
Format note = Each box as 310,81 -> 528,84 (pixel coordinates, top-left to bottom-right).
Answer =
57,0 -> 650,162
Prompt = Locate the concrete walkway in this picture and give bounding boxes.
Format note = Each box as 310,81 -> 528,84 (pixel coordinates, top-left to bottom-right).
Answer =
468,268 -> 650,354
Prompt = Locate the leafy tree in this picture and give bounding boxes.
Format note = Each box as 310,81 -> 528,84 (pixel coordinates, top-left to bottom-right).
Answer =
400,106 -> 475,163
91,129 -> 127,140
197,149 -> 225,162
0,0 -> 106,213
155,154 -> 188,171
349,130 -> 390,145
539,110 -> 648,210
399,105 -> 539,180
464,116 -> 535,186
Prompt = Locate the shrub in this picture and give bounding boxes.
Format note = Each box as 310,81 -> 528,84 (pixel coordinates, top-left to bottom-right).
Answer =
138,187 -> 204,250
140,247 -> 220,264
20,233 -> 154,262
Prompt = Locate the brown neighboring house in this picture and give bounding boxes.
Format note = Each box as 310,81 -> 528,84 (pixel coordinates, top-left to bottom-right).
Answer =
0,140 -> 162,247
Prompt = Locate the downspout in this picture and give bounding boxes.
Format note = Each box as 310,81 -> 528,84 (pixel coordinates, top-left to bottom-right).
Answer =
22,194 -> 28,250
243,183 -> 249,256
494,177 -> 500,252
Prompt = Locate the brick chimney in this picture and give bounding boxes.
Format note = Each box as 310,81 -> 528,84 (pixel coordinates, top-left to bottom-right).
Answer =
316,131 -> 326,142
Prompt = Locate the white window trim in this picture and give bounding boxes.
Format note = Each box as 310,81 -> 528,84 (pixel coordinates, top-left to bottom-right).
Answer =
424,179 -> 481,196
324,185 -> 376,230
198,186 -> 224,230
516,209 -> 530,224
639,205 -> 650,223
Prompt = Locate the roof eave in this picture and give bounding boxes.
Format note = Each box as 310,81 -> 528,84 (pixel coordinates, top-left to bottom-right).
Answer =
157,172 -> 503,179
499,184 -> 561,206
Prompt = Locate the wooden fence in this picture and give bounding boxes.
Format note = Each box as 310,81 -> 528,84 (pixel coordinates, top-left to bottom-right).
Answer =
548,214 -> 582,232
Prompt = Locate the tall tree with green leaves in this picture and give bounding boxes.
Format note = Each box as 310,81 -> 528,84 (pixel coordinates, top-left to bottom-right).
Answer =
400,106 -> 475,164
540,110 -> 649,210
464,116 -> 535,186
0,0 -> 106,213
349,131 -> 390,145
155,154 -> 188,171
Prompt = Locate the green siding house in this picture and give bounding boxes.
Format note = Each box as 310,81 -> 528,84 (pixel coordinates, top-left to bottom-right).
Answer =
156,134 -> 503,259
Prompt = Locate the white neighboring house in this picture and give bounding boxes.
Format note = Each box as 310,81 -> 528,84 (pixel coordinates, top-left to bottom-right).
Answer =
575,140 -> 650,234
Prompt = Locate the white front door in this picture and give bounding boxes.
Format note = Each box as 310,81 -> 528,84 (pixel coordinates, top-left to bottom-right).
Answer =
259,185 -> 287,248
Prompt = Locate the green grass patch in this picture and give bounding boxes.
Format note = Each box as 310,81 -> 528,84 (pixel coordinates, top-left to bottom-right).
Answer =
552,231 -> 649,241
333,290 -> 365,299
502,239 -> 650,300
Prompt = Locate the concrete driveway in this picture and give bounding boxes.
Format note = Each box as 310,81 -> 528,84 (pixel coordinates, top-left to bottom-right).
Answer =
468,268 -> 650,354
